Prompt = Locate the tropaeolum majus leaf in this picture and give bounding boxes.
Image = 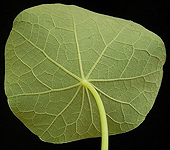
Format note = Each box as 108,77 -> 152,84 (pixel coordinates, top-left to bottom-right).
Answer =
5,3 -> 166,148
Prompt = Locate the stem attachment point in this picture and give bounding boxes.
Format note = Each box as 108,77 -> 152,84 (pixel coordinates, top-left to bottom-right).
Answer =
81,80 -> 108,150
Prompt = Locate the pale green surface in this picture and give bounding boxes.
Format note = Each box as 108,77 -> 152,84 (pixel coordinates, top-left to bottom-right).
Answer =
5,4 -> 166,144
82,80 -> 108,150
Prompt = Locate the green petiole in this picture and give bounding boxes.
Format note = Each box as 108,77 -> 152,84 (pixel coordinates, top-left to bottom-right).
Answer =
81,80 -> 108,150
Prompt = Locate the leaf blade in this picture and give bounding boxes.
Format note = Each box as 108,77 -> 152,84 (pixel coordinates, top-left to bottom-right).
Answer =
5,3 -> 166,143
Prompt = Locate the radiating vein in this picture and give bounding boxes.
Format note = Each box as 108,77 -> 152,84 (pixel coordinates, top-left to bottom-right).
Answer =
13,29 -> 82,82
85,23 -> 129,79
75,86 -> 85,133
70,8 -> 85,79
13,47 -> 52,90
40,86 -> 81,137
8,83 -> 80,98
88,69 -> 162,82
85,87 -> 94,129
94,85 -> 145,116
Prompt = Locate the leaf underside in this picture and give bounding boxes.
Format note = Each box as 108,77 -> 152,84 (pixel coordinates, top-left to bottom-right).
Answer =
5,4 -> 166,143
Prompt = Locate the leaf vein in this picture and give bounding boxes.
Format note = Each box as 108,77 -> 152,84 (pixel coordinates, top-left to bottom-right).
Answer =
85,23 -> 130,79
13,29 -> 82,82
40,86 -> 81,138
8,83 -> 80,98
70,8 -> 85,79
88,69 -> 162,82
94,85 -> 145,116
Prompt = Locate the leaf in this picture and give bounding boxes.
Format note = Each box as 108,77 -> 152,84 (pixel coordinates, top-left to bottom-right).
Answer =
5,4 -> 166,144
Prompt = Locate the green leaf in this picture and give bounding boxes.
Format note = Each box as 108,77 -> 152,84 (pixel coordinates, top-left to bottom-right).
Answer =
5,3 -> 166,144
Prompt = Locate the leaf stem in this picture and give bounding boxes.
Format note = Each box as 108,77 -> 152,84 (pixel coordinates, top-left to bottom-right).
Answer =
82,80 -> 108,150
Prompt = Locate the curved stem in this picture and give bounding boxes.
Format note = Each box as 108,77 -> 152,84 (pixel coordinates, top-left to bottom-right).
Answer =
82,80 -> 108,150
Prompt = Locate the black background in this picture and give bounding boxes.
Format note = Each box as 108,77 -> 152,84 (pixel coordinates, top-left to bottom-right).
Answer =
1,0 -> 169,150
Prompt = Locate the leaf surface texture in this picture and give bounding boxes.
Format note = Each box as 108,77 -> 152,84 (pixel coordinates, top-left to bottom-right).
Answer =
5,4 -> 166,143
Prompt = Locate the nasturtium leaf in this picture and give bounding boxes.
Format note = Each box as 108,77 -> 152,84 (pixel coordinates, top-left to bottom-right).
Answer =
5,3 -> 166,144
